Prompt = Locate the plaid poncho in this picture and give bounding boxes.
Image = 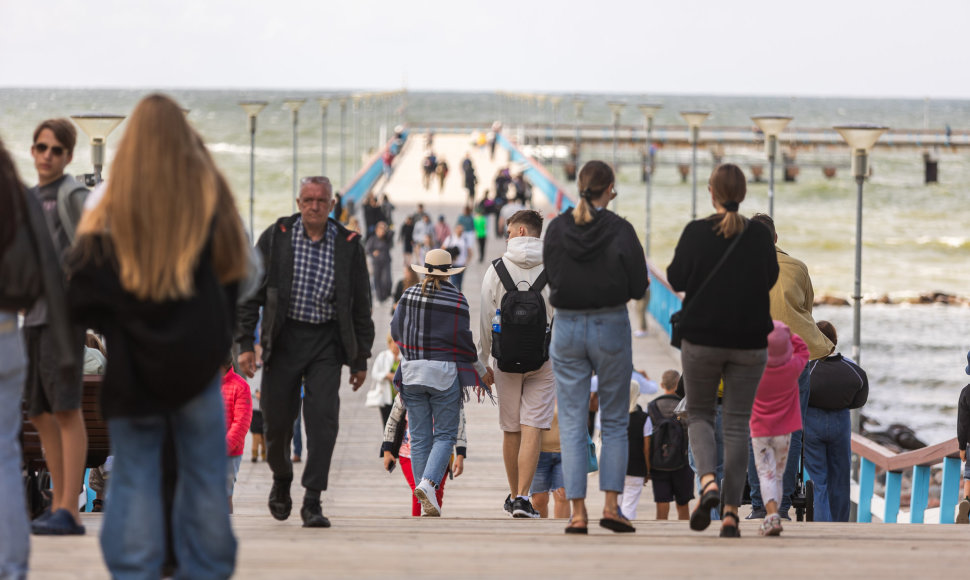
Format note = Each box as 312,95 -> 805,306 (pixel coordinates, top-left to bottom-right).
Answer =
390,280 -> 492,402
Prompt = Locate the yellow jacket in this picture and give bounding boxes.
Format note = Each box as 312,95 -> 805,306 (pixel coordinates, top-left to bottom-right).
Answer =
769,248 -> 834,361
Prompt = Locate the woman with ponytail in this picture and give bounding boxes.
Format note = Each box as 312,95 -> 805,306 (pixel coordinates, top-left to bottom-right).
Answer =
666,163 -> 779,537
543,160 -> 648,534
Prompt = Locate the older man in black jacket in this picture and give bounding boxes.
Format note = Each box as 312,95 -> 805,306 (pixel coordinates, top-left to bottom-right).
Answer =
237,176 -> 374,528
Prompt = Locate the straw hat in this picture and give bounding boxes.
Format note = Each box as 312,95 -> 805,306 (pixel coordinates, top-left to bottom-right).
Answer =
766,320 -> 793,367
411,248 -> 465,276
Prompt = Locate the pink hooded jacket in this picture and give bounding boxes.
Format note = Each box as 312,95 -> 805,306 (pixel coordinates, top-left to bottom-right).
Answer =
749,323 -> 809,438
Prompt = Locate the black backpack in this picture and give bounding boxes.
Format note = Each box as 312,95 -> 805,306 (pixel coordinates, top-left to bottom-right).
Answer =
489,258 -> 550,373
647,395 -> 688,472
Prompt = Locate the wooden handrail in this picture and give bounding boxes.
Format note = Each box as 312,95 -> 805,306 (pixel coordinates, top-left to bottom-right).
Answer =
851,433 -> 960,472
646,259 -> 680,296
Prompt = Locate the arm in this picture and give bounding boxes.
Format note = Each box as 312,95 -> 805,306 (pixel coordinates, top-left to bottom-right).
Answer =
236,227 -> 271,355
622,223 -> 649,300
381,396 -> 406,452
349,237 -> 375,374
477,264 -> 497,369
666,225 -> 693,292
958,387 -> 969,452
227,379 -> 253,453
452,406 -> 467,477
643,435 -> 652,478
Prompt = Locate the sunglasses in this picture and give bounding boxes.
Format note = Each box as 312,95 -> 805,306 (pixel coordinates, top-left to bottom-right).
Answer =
300,176 -> 331,186
33,143 -> 66,156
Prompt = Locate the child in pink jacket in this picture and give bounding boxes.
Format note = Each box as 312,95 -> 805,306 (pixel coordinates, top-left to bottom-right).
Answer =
750,321 -> 808,536
221,358 -> 253,514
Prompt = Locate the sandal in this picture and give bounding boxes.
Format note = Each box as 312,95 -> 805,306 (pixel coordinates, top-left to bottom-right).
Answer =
759,513 -> 783,536
565,517 -> 588,535
719,511 -> 741,538
599,508 -> 635,533
689,479 -> 720,531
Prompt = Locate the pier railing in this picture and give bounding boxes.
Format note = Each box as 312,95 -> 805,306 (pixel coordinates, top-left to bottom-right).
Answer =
496,133 -> 576,211
645,260 -> 965,525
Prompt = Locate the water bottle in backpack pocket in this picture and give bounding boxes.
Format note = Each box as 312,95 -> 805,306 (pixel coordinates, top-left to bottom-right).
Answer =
489,258 -> 550,373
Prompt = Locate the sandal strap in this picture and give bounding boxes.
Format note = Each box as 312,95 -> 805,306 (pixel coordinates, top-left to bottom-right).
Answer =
722,511 -> 740,525
700,479 -> 719,494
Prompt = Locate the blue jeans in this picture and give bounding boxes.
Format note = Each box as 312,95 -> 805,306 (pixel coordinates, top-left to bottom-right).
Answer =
748,362 -> 811,513
399,378 -> 461,487
0,313 -> 28,580
803,406 -> 851,521
551,307 -> 632,499
102,378 -> 236,580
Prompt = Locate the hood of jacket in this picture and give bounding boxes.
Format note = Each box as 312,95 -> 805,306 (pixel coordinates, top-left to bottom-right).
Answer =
504,236 -> 544,270
560,208 -> 620,262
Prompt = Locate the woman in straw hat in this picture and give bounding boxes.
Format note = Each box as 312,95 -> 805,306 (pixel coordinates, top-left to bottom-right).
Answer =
390,249 -> 492,516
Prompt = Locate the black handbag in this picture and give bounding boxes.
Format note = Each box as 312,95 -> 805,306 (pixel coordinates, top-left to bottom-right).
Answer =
669,224 -> 747,349
0,188 -> 43,310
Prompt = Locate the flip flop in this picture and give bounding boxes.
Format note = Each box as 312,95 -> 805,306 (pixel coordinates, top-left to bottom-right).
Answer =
565,518 -> 588,535
690,479 -> 720,531
599,517 -> 636,533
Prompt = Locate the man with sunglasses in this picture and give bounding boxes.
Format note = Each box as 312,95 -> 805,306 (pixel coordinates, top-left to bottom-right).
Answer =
24,118 -> 89,535
236,175 -> 374,529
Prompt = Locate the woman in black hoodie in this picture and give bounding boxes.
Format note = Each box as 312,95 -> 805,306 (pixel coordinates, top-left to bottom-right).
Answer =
543,160 -> 648,534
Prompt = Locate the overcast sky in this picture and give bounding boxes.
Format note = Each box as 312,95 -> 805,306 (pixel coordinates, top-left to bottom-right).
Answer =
3,0 -> 969,99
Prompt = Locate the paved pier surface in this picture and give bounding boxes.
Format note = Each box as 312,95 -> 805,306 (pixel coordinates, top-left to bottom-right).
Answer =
27,134 -> 967,579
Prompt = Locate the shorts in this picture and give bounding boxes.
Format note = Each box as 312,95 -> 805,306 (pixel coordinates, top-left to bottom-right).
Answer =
24,325 -> 82,417
495,359 -> 556,432
651,464 -> 695,505
227,455 -> 243,496
964,460 -> 970,480
530,451 -> 564,495
250,409 -> 264,434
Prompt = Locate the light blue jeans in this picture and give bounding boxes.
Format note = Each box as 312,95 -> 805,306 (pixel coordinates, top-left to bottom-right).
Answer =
399,378 -> 461,487
101,378 -> 236,580
0,312 -> 28,580
551,307 -> 632,499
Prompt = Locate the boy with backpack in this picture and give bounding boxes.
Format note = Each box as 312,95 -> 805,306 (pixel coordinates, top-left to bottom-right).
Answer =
648,369 -> 694,520
477,210 -> 554,519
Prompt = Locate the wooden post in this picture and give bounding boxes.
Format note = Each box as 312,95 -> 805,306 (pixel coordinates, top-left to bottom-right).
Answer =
909,465 -> 931,523
939,456 -> 962,524
857,457 -> 875,523
883,471 -> 902,523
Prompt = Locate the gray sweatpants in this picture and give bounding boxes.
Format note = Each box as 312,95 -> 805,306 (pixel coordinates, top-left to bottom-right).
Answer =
681,340 -> 767,507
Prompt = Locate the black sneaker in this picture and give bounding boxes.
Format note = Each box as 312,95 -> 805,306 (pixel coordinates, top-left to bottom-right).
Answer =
512,497 -> 539,519
268,479 -> 292,521
503,494 -> 514,517
300,500 -> 331,528
745,507 -> 767,520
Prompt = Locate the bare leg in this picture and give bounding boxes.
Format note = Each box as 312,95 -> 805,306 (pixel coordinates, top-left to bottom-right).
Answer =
567,498 -> 587,529
30,413 -> 63,514
516,426 -> 541,497
676,503 -> 690,520
656,502 -> 670,520
54,409 -> 87,523
603,490 -> 632,526
502,431 -> 521,496
531,492 -> 549,518
552,488 -> 570,519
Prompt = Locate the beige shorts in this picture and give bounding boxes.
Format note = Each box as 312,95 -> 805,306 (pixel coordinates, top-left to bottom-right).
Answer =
495,359 -> 556,432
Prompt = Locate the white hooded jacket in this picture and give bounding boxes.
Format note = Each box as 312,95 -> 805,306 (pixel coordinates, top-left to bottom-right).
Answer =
476,236 -> 553,369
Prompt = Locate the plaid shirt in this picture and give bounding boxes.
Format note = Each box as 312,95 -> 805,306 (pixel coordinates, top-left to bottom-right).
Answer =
287,217 -> 337,323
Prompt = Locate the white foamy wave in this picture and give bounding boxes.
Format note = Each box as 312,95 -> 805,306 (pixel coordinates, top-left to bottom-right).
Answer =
207,142 -> 291,159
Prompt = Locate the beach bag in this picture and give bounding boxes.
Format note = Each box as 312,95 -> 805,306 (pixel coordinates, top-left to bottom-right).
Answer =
647,397 -> 688,472
365,379 -> 392,408
490,258 -> 550,373
587,434 -> 598,473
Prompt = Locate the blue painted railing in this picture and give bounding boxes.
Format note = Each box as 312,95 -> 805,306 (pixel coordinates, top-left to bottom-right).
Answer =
852,434 -> 962,524
646,261 -> 681,338
340,130 -> 409,204
496,133 -> 575,211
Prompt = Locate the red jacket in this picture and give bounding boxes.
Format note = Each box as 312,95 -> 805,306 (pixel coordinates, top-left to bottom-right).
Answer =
750,334 -> 808,438
222,368 -> 253,456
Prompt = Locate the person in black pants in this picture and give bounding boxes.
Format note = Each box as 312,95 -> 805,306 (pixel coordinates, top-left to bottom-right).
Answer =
237,176 -> 375,528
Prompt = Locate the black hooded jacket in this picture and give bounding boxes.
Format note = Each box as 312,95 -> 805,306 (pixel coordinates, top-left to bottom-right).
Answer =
543,207 -> 648,310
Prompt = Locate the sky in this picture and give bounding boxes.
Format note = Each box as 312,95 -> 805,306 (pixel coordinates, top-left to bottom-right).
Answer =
3,0 -> 970,99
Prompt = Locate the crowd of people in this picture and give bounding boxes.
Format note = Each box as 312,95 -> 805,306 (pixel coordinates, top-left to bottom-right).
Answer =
3,101 -> 969,579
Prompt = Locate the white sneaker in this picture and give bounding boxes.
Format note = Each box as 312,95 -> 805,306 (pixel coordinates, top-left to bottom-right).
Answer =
414,479 -> 441,517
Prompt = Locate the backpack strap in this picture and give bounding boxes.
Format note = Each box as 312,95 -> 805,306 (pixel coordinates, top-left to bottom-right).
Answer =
491,258 -> 516,292
531,269 -> 547,292
56,176 -> 88,244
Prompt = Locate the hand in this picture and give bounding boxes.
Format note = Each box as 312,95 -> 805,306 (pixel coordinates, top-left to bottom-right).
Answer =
482,366 -> 494,386
383,451 -> 395,472
238,351 -> 257,378
961,449 -> 966,462
350,370 -> 367,391
452,455 -> 464,478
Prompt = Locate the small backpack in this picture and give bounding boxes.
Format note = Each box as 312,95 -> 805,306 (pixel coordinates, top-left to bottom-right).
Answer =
647,395 -> 688,472
490,258 -> 550,373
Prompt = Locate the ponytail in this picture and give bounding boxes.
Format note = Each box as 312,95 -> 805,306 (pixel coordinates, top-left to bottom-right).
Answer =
708,163 -> 747,238
420,275 -> 447,296
574,197 -> 596,226
714,212 -> 746,238
574,160 -> 615,227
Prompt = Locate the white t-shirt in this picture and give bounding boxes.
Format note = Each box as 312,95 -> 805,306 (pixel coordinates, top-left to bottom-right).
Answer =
442,233 -> 470,267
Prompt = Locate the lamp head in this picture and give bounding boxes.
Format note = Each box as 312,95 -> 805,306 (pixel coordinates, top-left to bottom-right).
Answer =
283,98 -> 307,113
751,114 -> 793,138
70,114 -> 125,143
680,110 -> 711,129
638,104 -> 663,120
834,123 -> 888,179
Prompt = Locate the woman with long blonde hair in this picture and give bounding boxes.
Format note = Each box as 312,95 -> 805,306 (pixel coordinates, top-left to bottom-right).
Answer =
68,93 -> 247,577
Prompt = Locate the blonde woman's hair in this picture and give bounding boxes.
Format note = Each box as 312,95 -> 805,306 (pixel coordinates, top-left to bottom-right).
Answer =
708,163 -> 747,239
629,380 -> 641,414
76,93 -> 248,302
419,274 -> 448,296
574,160 -> 614,226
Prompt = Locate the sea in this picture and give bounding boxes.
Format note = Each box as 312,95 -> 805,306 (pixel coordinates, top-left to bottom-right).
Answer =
1,88 -> 968,444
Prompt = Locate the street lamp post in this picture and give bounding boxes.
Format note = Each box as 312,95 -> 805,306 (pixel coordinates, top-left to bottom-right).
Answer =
339,98 -> 348,187
351,95 -> 361,175
550,96 -> 562,152
751,114 -> 793,218
283,98 -> 306,213
680,110 -> 711,219
70,113 -> 126,185
607,102 -> 625,212
573,98 -> 585,170
833,123 -> 888,367
638,104 -> 662,258
318,98 -> 330,176
238,100 -> 268,238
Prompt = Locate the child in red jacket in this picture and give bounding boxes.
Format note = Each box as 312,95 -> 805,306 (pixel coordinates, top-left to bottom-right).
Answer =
221,357 -> 252,514
750,321 -> 808,536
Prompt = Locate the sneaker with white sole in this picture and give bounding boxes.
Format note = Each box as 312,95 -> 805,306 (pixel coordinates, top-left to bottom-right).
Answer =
759,513 -> 783,536
512,497 -> 539,519
414,479 -> 441,517
503,494 -> 514,517
957,499 -> 970,524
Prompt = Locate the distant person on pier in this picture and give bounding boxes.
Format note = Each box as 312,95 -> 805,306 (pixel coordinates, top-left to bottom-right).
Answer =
400,215 -> 415,265
489,121 -> 502,160
667,163 -> 778,537
803,321 -> 868,522
412,213 -> 432,262
477,210 -> 555,519
435,157 -> 449,192
441,224 -> 471,291
959,350 -> 970,523
473,206 -> 488,262
422,151 -> 437,190
237,174 -> 375,529
434,214 -> 451,247
543,160 -> 649,534
462,153 -> 477,200
23,118 -> 89,536
745,212 -> 834,521
390,249 -> 491,516
68,94 -> 249,575
366,221 -> 394,302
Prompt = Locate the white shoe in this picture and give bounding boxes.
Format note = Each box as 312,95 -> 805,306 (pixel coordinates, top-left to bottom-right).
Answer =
634,330 -> 648,338
414,479 -> 441,517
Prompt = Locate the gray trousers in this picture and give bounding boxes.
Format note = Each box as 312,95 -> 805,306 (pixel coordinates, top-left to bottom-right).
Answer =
261,319 -> 342,492
681,340 -> 767,507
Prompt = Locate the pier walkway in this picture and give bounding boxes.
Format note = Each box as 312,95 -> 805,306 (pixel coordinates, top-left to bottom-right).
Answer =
27,133 -> 968,579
